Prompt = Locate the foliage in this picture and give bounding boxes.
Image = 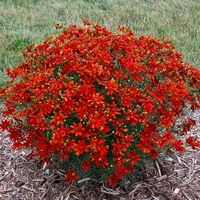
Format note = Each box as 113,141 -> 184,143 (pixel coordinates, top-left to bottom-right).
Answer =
0,21 -> 200,186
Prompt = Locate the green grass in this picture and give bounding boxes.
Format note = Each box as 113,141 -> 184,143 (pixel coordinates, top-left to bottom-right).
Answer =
0,0 -> 200,87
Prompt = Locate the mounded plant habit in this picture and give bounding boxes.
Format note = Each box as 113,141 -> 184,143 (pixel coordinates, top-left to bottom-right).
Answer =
0,21 -> 200,186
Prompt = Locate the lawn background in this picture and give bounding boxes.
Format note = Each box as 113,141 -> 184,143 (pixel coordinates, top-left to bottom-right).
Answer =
0,0 -> 200,87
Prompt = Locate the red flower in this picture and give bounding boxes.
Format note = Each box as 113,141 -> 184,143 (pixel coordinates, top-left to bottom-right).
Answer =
125,110 -> 139,124
0,120 -> 10,131
127,150 -> 141,165
137,142 -> 153,153
149,149 -> 159,159
159,111 -> 175,128
81,160 -> 91,171
183,118 -> 196,134
71,123 -> 85,137
157,131 -> 175,149
102,78 -> 119,95
74,140 -> 89,156
64,170 -> 79,184
172,140 -> 185,153
186,137 -> 200,149
88,113 -> 107,130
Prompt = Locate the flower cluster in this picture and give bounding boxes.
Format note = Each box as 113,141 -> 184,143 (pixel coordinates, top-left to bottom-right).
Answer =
1,21 -> 200,186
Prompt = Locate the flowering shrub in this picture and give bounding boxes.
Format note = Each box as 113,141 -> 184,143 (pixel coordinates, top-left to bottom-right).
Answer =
1,21 -> 200,186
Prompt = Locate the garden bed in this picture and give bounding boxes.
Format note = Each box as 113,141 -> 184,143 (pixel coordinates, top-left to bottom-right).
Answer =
0,106 -> 200,200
